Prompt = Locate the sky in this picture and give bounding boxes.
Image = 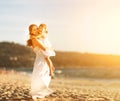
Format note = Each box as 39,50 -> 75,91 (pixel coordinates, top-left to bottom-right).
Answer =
1,0 -> 120,55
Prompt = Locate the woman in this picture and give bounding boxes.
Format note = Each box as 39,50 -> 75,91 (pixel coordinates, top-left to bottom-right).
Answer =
27,24 -> 55,100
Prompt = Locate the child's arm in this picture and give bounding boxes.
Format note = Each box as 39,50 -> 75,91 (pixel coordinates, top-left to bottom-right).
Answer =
32,38 -> 46,51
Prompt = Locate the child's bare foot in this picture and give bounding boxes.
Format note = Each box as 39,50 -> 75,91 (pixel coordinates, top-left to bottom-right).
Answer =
49,69 -> 54,76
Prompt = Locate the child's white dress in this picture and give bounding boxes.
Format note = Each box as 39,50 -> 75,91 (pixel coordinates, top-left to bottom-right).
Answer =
30,37 -> 55,99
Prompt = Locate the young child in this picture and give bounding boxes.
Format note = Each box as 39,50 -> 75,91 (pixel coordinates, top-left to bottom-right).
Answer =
37,23 -> 55,76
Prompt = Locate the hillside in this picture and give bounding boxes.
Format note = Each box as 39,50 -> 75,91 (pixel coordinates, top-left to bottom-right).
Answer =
0,42 -> 35,68
53,51 -> 120,68
0,42 -> 120,68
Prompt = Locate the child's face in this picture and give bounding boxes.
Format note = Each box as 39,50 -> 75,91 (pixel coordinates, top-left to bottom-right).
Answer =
37,26 -> 47,37
42,26 -> 48,33
41,27 -> 47,37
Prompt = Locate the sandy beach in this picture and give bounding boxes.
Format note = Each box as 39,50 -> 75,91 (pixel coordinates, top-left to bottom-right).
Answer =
0,71 -> 120,101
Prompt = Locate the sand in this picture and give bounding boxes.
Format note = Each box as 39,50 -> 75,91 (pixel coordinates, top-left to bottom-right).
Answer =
0,72 -> 120,101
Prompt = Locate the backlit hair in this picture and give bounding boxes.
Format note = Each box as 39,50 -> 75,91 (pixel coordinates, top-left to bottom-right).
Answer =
39,23 -> 46,28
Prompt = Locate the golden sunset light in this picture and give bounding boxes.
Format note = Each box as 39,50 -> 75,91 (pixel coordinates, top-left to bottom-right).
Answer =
0,0 -> 120,55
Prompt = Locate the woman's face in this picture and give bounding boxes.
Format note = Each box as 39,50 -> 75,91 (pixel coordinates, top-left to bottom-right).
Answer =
31,26 -> 38,35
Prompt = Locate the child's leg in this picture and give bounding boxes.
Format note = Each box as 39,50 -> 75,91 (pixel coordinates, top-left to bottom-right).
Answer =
46,57 -> 55,71
45,57 -> 55,76
48,58 -> 55,71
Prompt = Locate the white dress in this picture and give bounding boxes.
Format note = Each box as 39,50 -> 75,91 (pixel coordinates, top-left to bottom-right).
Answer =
30,37 -> 55,99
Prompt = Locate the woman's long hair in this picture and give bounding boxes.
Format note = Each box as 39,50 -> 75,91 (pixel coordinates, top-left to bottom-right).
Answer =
27,39 -> 32,46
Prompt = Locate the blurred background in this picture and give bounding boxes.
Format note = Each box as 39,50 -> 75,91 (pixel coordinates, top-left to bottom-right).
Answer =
1,0 -> 120,80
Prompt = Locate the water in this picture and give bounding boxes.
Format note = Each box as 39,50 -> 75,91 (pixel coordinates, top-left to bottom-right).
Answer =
1,67 -> 120,79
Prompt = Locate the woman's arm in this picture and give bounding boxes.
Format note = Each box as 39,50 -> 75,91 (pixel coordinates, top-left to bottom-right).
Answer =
32,38 -> 46,51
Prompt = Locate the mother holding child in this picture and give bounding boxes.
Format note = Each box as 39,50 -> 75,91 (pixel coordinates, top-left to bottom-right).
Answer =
27,23 -> 56,101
